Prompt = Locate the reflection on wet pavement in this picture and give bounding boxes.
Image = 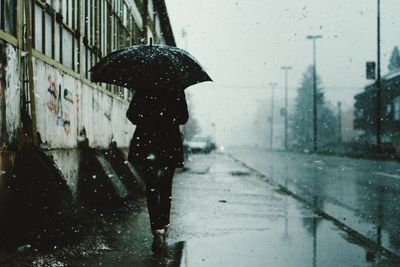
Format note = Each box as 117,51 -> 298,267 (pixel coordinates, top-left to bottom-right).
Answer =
139,241 -> 185,267
228,148 -> 400,263
169,153 -> 395,266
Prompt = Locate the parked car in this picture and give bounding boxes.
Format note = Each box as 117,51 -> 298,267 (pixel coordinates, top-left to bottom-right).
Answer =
185,135 -> 216,154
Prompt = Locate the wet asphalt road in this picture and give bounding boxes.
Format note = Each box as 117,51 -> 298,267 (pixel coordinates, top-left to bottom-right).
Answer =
4,152 -> 400,266
228,147 -> 400,260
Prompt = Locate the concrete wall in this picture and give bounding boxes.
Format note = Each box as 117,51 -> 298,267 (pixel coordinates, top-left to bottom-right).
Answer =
33,58 -> 134,149
0,43 -> 19,233
0,43 -> 18,237
49,149 -> 80,196
33,53 -> 135,198
80,83 -> 134,149
0,42 -> 133,150
0,43 -> 136,202
1,43 -> 20,145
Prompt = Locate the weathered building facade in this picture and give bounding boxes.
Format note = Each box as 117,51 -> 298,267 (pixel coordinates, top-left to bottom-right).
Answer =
0,1 -> 175,195
354,70 -> 400,147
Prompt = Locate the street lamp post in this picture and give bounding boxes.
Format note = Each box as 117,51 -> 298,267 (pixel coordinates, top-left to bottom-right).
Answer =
338,101 -> 342,144
269,83 -> 278,150
307,35 -> 322,152
211,122 -> 216,144
376,0 -> 382,152
281,66 -> 292,151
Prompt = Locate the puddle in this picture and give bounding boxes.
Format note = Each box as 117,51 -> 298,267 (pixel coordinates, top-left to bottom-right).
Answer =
178,223 -> 392,267
230,171 -> 251,176
189,167 -> 210,175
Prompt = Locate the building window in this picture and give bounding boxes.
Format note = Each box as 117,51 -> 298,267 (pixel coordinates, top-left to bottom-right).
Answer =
44,12 -> 53,57
62,0 -> 74,27
394,97 -> 400,121
355,109 -> 363,119
81,46 -> 87,78
1,0 -> 145,99
34,4 -> 44,52
27,0 -> 80,70
4,0 -> 16,35
54,23 -> 61,62
74,38 -> 79,72
386,104 -> 392,116
62,28 -> 73,69
0,1 -> 2,31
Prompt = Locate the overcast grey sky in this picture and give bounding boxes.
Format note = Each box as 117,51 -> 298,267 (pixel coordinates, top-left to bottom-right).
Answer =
166,0 -> 400,147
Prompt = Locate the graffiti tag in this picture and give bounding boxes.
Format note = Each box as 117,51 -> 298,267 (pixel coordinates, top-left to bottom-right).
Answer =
46,75 -> 74,135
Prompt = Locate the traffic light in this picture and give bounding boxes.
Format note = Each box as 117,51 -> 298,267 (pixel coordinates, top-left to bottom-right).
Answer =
366,61 -> 376,80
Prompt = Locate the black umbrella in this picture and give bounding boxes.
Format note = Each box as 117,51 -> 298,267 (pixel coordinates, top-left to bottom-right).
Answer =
89,43 -> 212,91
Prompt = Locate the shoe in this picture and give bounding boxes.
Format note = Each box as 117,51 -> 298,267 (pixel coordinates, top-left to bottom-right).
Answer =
151,229 -> 164,253
163,224 -> 170,240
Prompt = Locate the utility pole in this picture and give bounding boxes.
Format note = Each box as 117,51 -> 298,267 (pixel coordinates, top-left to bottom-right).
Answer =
307,35 -> 322,152
337,101 -> 342,144
269,83 -> 277,150
376,0 -> 382,152
281,66 -> 292,151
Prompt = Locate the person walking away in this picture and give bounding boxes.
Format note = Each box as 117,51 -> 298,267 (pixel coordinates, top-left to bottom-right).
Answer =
126,86 -> 188,253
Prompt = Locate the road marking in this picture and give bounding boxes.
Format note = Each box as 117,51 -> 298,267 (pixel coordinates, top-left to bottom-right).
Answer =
372,172 -> 400,179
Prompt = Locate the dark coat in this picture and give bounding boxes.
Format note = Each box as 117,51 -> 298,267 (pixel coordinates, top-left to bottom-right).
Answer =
127,89 -> 189,168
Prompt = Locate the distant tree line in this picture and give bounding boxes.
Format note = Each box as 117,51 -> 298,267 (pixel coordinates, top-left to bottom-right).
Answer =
290,45 -> 400,153
388,46 -> 400,72
290,66 -> 338,151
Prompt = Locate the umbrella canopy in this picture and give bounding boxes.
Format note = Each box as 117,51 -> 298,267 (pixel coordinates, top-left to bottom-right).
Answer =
89,44 -> 212,91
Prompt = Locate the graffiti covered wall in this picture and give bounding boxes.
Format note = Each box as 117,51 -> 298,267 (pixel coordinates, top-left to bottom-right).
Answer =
33,59 -> 134,149
29,57 -> 135,194
34,60 -> 78,148
1,46 -> 135,197
0,43 -> 134,149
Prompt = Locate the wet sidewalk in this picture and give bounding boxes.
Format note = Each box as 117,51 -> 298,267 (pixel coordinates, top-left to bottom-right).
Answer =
3,153 -> 398,266
76,153 -> 398,266
166,153 -> 394,267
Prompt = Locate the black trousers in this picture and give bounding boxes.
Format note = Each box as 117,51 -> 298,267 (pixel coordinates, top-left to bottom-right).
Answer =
143,165 -> 175,230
